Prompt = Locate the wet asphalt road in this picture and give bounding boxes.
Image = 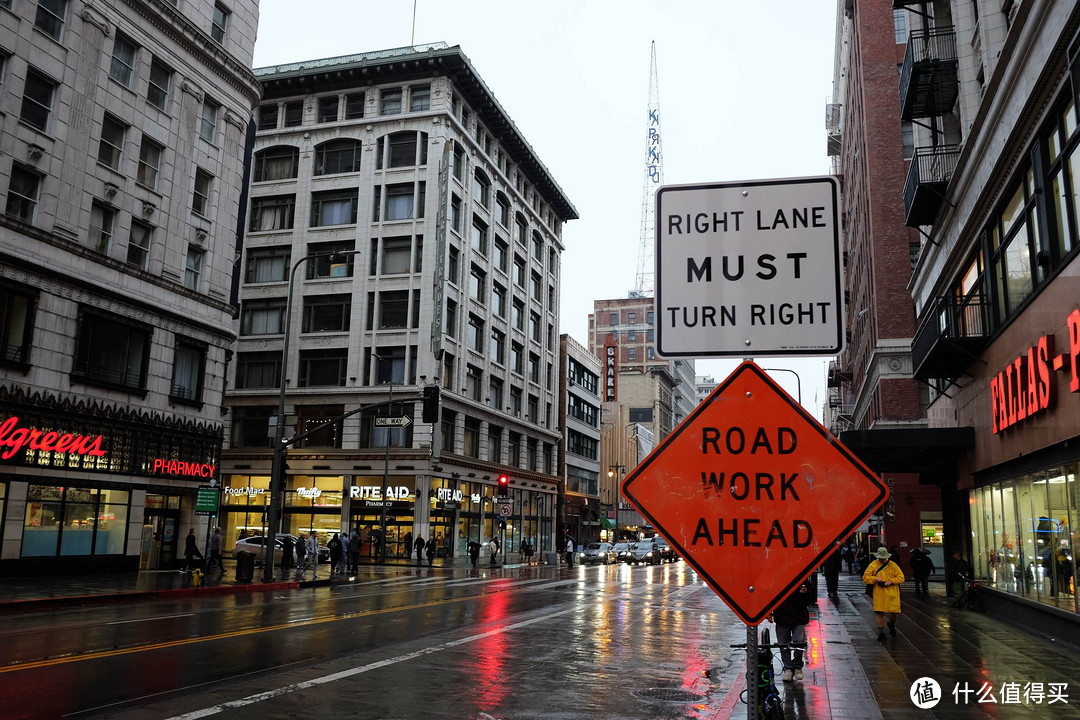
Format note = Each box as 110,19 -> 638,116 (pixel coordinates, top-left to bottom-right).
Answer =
0,561 -> 751,719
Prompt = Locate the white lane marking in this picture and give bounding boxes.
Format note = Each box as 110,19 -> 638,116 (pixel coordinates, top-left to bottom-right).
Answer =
105,614 -> 194,625
164,605 -> 576,720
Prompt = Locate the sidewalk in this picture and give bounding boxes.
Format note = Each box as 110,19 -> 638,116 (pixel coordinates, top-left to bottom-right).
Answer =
719,571 -> 1080,719
0,552 -> 547,612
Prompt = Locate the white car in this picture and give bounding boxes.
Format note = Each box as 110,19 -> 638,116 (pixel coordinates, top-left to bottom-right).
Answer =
232,535 -> 298,566
582,542 -> 617,565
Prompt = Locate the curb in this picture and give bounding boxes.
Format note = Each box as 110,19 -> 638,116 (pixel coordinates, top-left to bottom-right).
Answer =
0,580 -> 302,613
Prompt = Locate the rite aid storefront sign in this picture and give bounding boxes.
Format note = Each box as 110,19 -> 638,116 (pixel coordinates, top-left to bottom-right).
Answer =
656,177 -> 843,357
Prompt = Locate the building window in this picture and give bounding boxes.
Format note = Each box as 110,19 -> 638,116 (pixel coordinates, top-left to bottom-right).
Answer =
379,291 -> 409,329
990,171 -> 1041,323
467,314 -> 484,352
509,388 -> 522,416
21,486 -> 130,558
18,67 -> 53,133
530,312 -> 541,342
448,246 -> 459,285
245,246 -> 289,283
257,104 -> 278,130
512,299 -> 525,331
298,349 -> 347,387
236,352 -> 281,389
372,346 -> 407,384
487,425 -> 503,463
515,215 -> 527,245
126,222 -> 152,270
494,238 -> 509,272
490,328 -> 505,364
344,92 -> 365,119
147,58 -> 172,111
628,347 -> 637,360
471,217 -> 488,255
380,131 -> 428,169
170,338 -> 205,402
381,87 -> 402,115
0,285 -> 35,366
253,146 -> 299,182
469,265 -> 485,302
528,353 -> 540,383
893,8 -> 908,44
317,95 -> 338,123
451,195 -> 461,232
378,235 -> 412,274
493,284 -> 507,317
473,171 -> 490,208
445,299 -> 457,336
463,417 -> 481,458
440,409 -> 456,453
97,114 -> 126,170
511,342 -> 523,374
508,431 -> 520,465
314,139 -> 361,176
530,272 -> 542,301
296,405 -> 345,449
199,98 -> 218,143
497,194 -> 510,227
192,168 -> 212,217
250,194 -> 295,232
466,365 -> 483,401
381,182 -> 425,221
306,240 -> 355,278
34,0 -> 66,40
6,164 -> 40,223
303,294 -> 350,333
184,246 -> 204,291
211,2 -> 229,43
453,143 -> 465,182
283,100 -> 303,127
409,84 -> 430,112
240,299 -> 285,335
89,202 -> 114,254
72,309 -> 151,391
567,430 -> 598,460
311,189 -> 358,226
137,138 -> 163,190
109,33 -> 137,87
531,232 -> 543,260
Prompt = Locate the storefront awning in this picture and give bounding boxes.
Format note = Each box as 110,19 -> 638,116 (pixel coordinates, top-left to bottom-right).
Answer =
600,517 -> 616,530
838,427 -> 974,482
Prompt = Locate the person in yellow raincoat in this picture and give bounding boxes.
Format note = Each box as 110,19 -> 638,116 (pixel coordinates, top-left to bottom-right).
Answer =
863,546 -> 904,641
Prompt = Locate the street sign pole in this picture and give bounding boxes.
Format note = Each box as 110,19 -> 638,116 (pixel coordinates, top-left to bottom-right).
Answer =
746,624 -> 758,720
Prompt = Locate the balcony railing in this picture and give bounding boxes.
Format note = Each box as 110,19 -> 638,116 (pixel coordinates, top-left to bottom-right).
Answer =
899,27 -> 959,120
912,293 -> 991,380
903,145 -> 961,227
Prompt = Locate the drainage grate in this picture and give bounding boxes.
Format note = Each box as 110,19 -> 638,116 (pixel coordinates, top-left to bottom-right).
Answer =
636,688 -> 708,703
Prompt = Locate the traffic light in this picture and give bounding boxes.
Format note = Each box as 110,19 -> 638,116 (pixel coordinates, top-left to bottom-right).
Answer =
498,474 -> 509,491
422,385 -> 441,423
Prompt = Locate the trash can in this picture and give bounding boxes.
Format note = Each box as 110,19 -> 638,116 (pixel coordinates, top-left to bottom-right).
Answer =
235,552 -> 256,584
545,552 -> 560,566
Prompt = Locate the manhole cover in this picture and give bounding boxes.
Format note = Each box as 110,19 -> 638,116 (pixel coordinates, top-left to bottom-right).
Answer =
636,688 -> 707,703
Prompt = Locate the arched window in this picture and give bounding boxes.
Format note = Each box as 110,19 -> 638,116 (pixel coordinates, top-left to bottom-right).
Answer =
253,145 -> 299,182
378,131 -> 428,169
314,139 -> 361,176
473,169 -> 490,208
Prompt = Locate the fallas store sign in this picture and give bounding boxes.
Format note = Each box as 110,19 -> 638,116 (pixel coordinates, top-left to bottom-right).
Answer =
990,309 -> 1080,434
0,415 -> 215,479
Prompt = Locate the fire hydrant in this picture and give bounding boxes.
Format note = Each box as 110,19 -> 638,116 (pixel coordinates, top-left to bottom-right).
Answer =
191,568 -> 204,588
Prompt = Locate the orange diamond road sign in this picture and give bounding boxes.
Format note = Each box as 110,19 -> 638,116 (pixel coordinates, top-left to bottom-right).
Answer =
621,361 -> 888,625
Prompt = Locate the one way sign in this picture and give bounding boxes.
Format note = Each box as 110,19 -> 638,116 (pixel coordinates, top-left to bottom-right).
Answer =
375,416 -> 412,427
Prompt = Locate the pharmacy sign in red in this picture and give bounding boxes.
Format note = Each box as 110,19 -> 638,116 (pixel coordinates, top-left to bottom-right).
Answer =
621,361 -> 888,625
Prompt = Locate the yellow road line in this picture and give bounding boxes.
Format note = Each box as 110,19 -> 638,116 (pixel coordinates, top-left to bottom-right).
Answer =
0,595 -> 461,674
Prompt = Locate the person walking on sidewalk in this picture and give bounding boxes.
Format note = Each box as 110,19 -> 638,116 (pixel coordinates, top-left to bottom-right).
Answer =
565,536 -> 575,567
305,532 -> 319,578
426,537 -> 436,566
281,534 -> 294,572
864,546 -> 905,641
910,547 -> 935,599
770,578 -> 813,682
347,531 -> 361,574
207,527 -> 224,574
328,533 -> 342,576
843,545 -> 855,574
295,533 -> 308,574
823,545 -> 842,599
414,534 -> 425,565
183,529 -> 203,573
468,540 -> 482,567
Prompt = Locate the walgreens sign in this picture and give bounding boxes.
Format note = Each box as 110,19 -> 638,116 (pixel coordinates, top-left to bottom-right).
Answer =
0,416 -> 106,460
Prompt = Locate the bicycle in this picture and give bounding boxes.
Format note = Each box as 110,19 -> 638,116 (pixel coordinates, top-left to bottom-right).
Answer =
730,628 -> 807,720
952,574 -> 983,611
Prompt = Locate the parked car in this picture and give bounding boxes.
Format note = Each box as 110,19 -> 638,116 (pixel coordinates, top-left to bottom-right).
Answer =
582,542 -> 617,565
613,542 -> 632,563
232,535 -> 295,566
627,540 -> 661,565
651,536 -> 677,563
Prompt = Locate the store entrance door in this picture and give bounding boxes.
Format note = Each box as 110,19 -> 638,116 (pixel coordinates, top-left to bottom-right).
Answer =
141,511 -> 179,569
350,510 -> 415,561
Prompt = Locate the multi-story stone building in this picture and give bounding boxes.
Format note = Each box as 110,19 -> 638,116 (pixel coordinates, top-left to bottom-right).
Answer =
836,0 -> 1080,639
0,0 -> 260,575
558,334 -> 601,545
221,43 -> 576,561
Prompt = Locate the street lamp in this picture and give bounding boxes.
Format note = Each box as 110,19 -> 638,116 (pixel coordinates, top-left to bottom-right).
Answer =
762,367 -> 802,405
371,351 -> 396,564
264,250 -> 359,581
607,465 -> 625,542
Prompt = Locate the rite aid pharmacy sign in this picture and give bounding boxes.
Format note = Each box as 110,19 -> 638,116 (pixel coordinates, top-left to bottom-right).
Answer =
656,176 -> 843,357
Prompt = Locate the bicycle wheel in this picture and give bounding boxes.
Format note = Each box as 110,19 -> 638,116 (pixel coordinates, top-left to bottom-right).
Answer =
764,695 -> 785,720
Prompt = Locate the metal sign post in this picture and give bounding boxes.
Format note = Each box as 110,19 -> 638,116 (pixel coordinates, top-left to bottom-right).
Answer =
746,624 -> 758,720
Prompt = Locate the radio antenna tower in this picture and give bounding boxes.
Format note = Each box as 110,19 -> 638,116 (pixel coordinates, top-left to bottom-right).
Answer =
633,41 -> 664,298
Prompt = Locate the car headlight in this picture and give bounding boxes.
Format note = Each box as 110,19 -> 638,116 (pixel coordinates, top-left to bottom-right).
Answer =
645,552 -> 653,558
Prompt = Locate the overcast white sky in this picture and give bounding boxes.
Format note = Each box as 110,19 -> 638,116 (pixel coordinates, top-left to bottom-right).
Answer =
252,0 -> 838,418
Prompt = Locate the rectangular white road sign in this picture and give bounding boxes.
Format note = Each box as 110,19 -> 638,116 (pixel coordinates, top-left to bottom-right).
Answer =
656,176 -> 843,357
